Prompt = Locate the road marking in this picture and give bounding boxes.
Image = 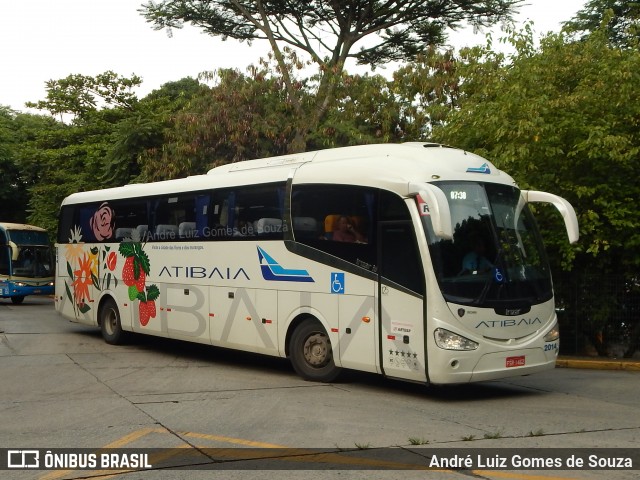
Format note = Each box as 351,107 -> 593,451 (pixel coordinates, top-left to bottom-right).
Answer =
180,430 -> 287,448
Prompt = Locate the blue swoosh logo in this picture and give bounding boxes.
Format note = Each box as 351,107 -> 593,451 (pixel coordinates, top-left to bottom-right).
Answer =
466,163 -> 491,174
257,246 -> 314,282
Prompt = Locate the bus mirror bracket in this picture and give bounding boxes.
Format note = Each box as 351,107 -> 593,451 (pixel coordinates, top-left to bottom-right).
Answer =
8,241 -> 19,261
523,190 -> 579,244
409,183 -> 453,240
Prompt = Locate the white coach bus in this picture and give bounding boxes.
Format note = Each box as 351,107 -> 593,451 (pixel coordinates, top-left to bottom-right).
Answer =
55,143 -> 578,384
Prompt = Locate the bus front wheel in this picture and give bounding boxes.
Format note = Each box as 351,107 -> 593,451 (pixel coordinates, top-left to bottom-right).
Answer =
100,298 -> 127,345
290,320 -> 341,383
11,296 -> 25,305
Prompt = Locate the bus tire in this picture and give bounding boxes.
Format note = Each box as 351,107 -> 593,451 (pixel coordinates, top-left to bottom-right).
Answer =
11,296 -> 25,305
290,319 -> 341,383
100,298 -> 127,345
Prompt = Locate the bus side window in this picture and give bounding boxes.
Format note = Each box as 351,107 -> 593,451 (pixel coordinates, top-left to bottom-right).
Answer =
111,199 -> 149,242
291,184 -> 376,268
151,194 -> 196,241
209,191 -> 234,239
58,206 -> 76,243
0,245 -> 9,275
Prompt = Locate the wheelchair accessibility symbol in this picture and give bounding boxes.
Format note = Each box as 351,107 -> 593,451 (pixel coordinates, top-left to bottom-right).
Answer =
331,273 -> 345,294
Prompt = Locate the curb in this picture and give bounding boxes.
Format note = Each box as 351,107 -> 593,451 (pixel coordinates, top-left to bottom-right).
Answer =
556,357 -> 640,371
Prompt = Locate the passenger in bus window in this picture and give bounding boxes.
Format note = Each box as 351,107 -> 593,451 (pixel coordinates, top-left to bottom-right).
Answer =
22,249 -> 33,269
461,237 -> 493,274
333,215 -> 366,243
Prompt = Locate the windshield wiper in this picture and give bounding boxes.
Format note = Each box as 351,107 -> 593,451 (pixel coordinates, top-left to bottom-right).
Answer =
471,247 -> 506,307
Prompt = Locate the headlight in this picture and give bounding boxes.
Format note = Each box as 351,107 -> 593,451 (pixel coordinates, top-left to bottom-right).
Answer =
434,328 -> 478,351
544,324 -> 560,342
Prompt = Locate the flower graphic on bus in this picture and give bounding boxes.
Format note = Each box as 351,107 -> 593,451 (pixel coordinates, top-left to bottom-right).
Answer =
70,252 -> 94,310
90,202 -> 115,241
63,226 -> 96,315
119,242 -> 159,326
64,236 -> 118,315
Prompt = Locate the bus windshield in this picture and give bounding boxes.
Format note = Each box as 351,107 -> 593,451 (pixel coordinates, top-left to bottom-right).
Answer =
423,182 -> 553,308
4,229 -> 53,279
10,245 -> 53,278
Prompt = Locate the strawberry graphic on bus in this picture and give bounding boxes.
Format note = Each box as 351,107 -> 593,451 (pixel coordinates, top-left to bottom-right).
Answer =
119,242 -> 159,326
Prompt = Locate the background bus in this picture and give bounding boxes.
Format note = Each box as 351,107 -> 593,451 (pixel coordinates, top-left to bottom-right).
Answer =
54,143 -> 579,384
0,222 -> 55,304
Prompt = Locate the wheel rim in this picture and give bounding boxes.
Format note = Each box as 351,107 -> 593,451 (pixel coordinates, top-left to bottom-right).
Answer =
302,332 -> 331,368
104,308 -> 117,336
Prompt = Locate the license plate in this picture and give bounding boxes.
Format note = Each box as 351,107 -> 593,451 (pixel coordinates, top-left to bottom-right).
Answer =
506,355 -> 526,368
33,289 -> 41,294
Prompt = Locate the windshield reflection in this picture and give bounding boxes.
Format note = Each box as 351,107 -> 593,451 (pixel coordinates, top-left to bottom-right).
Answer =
12,246 -> 53,278
422,182 -> 552,308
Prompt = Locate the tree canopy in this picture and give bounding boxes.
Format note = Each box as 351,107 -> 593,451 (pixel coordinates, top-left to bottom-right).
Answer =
140,0 -> 520,151
563,0 -> 640,47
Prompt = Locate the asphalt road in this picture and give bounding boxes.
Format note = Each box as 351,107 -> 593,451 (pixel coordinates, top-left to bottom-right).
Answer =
1,296 -> 639,480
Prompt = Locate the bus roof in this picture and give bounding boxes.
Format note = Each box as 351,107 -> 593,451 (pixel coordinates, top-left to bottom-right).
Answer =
60,143 -> 516,206
0,222 -> 47,233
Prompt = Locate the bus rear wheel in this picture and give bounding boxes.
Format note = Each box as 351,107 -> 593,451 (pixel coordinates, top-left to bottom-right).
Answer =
100,298 -> 127,345
290,319 -> 341,382
11,296 -> 25,305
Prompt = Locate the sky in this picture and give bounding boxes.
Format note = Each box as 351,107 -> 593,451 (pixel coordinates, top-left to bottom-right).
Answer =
1,0 -> 587,114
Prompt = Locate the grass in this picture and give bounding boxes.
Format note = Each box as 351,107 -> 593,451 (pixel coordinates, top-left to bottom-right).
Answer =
354,442 -> 371,450
408,437 -> 429,445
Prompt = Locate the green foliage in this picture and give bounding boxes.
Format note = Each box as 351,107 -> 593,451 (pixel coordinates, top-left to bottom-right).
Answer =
141,0 -> 518,67
16,74 -> 206,236
26,71 -> 142,120
106,77 -> 207,185
309,71 -> 407,149
139,65 -> 297,180
562,0 -> 640,47
140,0 -> 519,151
0,107 -> 27,222
138,62 -> 410,180
0,107 -> 63,225
390,46 -> 465,139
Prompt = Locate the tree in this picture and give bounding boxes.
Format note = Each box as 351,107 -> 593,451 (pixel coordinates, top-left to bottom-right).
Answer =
139,58 -> 409,180
23,72 -> 146,235
0,107 -> 28,222
389,46 -> 464,140
0,107 -> 62,224
106,77 -> 207,185
26,71 -> 142,122
563,0 -> 640,47
139,63 -> 296,181
140,0 -> 520,152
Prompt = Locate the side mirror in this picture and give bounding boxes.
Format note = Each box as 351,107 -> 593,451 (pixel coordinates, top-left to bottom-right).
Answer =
523,190 -> 579,244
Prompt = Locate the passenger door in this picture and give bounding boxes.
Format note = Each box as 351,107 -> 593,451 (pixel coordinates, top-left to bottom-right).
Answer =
377,221 -> 427,382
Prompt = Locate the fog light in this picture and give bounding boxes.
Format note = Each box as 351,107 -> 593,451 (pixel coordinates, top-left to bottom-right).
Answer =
434,328 -> 478,351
